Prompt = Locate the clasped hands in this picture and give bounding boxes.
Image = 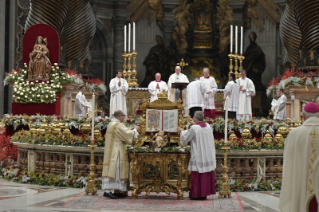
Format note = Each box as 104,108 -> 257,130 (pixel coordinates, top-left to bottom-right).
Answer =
240,85 -> 246,92
131,125 -> 140,131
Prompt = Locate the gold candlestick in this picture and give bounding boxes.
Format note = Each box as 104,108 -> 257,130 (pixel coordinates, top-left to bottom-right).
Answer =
127,52 -> 132,87
228,53 -> 234,73
234,53 -> 240,79
85,142 -> 97,195
238,54 -> 245,78
218,143 -> 231,198
122,52 -> 128,79
131,51 -> 139,88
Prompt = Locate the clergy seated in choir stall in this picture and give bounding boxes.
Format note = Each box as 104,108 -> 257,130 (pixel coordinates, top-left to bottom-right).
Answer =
148,73 -> 168,102
178,111 -> 216,200
271,88 -> 287,121
223,73 -> 239,119
200,68 -> 218,119
187,77 -> 207,118
74,85 -> 92,118
236,69 -> 255,121
168,66 -> 189,114
279,102 -> 319,212
109,71 -> 128,117
102,110 -> 140,199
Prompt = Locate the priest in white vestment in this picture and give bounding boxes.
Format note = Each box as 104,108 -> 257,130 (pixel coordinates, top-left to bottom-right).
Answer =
313,158 -> 319,212
74,85 -> 92,117
187,77 -> 207,118
223,73 -> 239,119
102,110 -> 140,199
178,111 -> 216,200
236,69 -> 255,121
200,68 -> 218,119
109,71 -> 128,117
148,73 -> 168,102
279,102 -> 319,212
271,88 -> 287,120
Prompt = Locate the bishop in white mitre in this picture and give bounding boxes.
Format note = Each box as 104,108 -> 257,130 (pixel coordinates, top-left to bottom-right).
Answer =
236,69 -> 255,121
109,71 -> 128,117
74,85 -> 92,117
271,88 -> 287,120
223,73 -> 239,119
168,66 -> 189,115
200,68 -> 218,119
148,73 -> 168,102
279,102 -> 319,212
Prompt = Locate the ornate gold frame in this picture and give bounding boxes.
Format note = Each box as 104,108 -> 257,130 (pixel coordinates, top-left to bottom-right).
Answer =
134,90 -> 185,147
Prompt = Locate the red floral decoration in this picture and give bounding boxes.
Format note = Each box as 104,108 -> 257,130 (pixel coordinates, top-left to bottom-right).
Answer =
0,135 -> 18,165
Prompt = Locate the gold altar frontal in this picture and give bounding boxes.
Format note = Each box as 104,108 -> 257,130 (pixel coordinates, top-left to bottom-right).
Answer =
129,152 -> 190,200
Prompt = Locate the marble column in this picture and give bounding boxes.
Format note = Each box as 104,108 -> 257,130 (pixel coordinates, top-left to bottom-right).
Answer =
0,0 -> 5,116
112,16 -> 127,78
163,20 -> 175,47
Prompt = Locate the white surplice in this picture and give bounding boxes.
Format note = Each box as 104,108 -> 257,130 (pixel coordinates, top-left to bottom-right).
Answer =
180,124 -> 216,173
74,91 -> 92,117
109,77 -> 128,117
200,76 -> 218,110
236,77 -> 255,120
271,94 -> 287,120
279,117 -> 319,212
223,81 -> 239,112
148,81 -> 168,102
186,80 -> 207,109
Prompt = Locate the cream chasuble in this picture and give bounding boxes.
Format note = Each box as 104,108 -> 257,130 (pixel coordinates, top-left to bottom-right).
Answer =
148,81 -> 168,102
223,81 -> 239,112
271,94 -> 287,120
279,117 -> 319,212
180,124 -> 216,173
200,76 -> 218,109
236,77 -> 255,120
109,77 -> 128,117
186,80 -> 207,109
313,158 -> 319,212
168,73 -> 189,102
102,119 -> 138,191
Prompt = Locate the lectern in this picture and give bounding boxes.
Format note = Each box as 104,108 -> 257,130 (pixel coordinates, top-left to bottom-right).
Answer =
171,82 -> 189,102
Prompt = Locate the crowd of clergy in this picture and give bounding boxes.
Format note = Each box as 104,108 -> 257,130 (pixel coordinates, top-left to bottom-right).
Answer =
72,66 -> 319,212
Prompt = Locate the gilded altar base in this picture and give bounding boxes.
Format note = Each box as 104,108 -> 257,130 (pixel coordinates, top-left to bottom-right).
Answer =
129,152 -> 190,200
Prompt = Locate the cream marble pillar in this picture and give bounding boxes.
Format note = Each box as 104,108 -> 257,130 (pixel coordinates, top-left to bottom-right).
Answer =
28,150 -> 37,172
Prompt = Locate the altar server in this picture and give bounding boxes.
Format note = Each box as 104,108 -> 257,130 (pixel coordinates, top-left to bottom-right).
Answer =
102,110 -> 140,199
74,85 -> 92,117
148,73 -> 168,102
168,66 -> 189,102
236,69 -> 255,121
187,77 -> 207,118
200,68 -> 218,119
109,71 -> 128,117
271,88 -> 287,120
279,102 -> 319,212
223,73 -> 239,119
178,111 -> 216,200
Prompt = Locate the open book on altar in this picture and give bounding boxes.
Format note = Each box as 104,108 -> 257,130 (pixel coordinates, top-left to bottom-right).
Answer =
145,109 -> 178,133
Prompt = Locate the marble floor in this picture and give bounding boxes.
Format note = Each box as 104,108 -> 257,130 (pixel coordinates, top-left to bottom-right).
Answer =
0,179 -> 280,212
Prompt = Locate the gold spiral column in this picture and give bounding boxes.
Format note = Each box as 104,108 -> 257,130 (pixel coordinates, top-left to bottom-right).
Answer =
279,0 -> 301,66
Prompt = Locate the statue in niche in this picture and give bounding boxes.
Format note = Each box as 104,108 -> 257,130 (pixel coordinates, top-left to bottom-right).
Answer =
140,35 -> 179,87
28,36 -> 52,80
243,32 -> 266,91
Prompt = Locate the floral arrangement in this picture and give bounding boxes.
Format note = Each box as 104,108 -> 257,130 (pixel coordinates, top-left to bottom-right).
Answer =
266,68 -> 319,96
0,163 -> 280,192
11,130 -> 105,147
87,77 -> 107,94
126,145 -> 191,153
0,135 -> 17,166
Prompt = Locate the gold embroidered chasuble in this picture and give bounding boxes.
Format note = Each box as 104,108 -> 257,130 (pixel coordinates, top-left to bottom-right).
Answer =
102,121 -> 135,180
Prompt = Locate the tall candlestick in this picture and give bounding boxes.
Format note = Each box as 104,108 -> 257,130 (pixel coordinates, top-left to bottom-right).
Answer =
91,93 -> 95,141
128,23 -> 131,52
230,25 -> 233,53
133,22 -> 136,51
124,25 -> 127,52
224,97 -> 229,143
235,26 -> 238,54
240,26 -> 243,54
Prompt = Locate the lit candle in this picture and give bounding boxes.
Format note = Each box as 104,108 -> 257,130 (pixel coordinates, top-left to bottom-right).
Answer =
224,96 -> 229,143
133,22 -> 136,51
230,25 -> 233,53
240,26 -> 243,54
124,25 -> 127,52
235,26 -> 238,54
91,93 -> 95,141
128,23 -> 131,52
